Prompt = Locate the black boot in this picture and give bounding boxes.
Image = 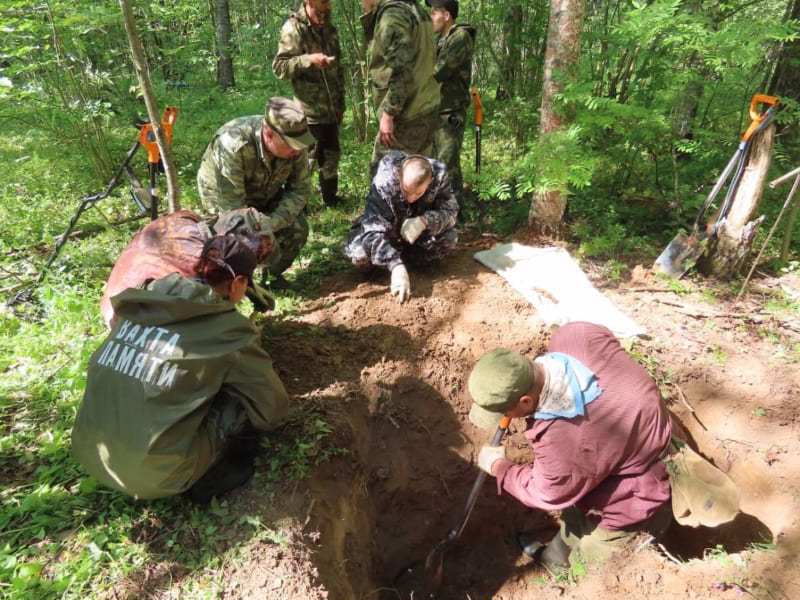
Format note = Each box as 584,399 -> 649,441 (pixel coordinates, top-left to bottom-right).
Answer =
320,176 -> 343,207
516,531 -> 571,570
185,451 -> 255,505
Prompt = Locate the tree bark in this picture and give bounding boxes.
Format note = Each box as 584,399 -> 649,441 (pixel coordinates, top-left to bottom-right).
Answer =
528,0 -> 585,233
698,124 -> 775,279
119,0 -> 181,212
213,0 -> 235,90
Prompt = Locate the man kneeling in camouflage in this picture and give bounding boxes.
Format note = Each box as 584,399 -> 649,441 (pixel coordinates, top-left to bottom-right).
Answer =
344,151 -> 458,303
197,97 -> 314,285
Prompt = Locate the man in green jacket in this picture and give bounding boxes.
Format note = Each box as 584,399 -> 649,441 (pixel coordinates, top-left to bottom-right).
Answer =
197,97 -> 315,282
428,0 -> 475,197
72,235 -> 290,503
273,0 -> 347,207
361,0 -> 441,173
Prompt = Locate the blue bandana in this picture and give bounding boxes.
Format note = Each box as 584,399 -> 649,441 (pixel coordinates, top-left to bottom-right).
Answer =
533,352 -> 603,420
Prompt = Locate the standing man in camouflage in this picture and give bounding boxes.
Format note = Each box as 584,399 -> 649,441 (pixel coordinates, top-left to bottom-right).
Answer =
273,0 -> 347,207
361,0 -> 441,173
198,97 -> 314,283
428,0 -> 475,197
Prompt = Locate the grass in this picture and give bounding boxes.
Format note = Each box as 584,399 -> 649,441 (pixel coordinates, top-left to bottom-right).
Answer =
0,74 -> 361,598
5,59 -> 790,600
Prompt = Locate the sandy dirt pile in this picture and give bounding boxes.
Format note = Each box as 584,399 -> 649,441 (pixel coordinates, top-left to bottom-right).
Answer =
200,239 -> 799,600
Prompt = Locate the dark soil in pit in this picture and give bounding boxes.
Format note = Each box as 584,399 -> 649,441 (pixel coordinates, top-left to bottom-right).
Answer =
258,241 -> 800,600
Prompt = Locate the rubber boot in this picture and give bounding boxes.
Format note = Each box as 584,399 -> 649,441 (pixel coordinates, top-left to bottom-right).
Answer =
516,531 -> 571,570
540,533 -> 571,571
320,176 -> 343,207
185,451 -> 255,505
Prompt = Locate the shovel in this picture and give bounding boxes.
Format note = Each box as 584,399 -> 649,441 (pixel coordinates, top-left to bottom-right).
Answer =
654,94 -> 779,277
394,416 -> 511,599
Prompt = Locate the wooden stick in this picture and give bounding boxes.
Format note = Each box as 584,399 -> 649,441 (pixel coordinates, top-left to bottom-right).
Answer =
769,165 -> 800,188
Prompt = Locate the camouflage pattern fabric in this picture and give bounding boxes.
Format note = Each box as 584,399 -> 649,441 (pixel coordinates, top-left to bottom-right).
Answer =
433,108 -> 466,193
365,0 -> 439,119
308,122 -> 341,182
344,150 -> 458,270
370,110 -> 439,173
558,502 -> 673,567
263,212 -> 310,277
434,24 -> 476,113
197,116 -> 311,240
272,4 -> 345,125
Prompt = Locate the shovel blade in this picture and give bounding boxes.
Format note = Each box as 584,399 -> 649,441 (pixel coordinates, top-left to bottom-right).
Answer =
654,230 -> 707,278
393,540 -> 449,599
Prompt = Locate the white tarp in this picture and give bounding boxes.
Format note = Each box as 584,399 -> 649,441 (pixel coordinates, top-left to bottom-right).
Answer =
474,243 -> 646,339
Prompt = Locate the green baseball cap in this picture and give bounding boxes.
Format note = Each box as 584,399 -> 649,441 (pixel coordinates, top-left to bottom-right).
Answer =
264,97 -> 315,151
468,349 -> 534,429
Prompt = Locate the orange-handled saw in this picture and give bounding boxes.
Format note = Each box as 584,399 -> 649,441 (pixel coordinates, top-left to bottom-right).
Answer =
471,88 -> 483,174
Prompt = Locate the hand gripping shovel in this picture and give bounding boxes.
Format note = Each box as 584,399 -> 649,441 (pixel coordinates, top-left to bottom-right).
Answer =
654,94 -> 779,277
393,416 -> 511,599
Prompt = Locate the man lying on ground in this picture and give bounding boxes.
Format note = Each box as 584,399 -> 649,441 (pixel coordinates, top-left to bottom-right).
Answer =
468,322 -> 740,570
73,234 -> 289,504
197,97 -> 314,286
100,208 -> 273,327
344,151 -> 458,303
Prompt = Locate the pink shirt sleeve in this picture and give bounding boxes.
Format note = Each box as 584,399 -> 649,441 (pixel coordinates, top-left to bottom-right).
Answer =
493,437 -> 600,511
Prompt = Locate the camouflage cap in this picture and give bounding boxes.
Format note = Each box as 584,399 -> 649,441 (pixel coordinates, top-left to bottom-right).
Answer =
468,349 -> 534,429
427,0 -> 459,19
264,97 -> 315,151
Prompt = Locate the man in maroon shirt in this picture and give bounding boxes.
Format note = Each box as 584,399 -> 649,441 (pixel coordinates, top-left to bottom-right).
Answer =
468,322 -> 674,570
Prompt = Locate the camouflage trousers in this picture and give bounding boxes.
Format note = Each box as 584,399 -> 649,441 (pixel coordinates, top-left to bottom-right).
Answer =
263,212 -> 309,278
370,111 -> 440,174
204,390 -> 249,468
344,226 -> 458,270
557,502 -> 673,568
433,109 -> 467,195
308,122 -> 341,182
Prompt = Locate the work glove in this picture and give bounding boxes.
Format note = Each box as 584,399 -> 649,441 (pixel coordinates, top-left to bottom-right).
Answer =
401,216 -> 427,245
390,263 -> 411,304
477,445 -> 506,476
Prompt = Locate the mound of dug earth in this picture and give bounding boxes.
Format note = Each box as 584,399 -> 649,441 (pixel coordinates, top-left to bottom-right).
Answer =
250,243 -> 798,600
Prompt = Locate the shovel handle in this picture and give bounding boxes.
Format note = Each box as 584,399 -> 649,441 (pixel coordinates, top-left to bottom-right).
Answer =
451,416 -> 511,540
471,88 -> 484,127
742,94 -> 779,142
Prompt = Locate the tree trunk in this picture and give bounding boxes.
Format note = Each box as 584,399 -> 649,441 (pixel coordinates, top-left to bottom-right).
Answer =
528,0 -> 585,233
213,0 -> 235,90
119,0 -> 180,213
698,124 -> 775,279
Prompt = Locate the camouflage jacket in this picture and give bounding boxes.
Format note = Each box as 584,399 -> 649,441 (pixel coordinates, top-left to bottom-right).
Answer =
197,116 -> 311,233
272,5 -> 346,124
364,0 -> 440,121
435,24 -> 476,113
354,150 -> 458,270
